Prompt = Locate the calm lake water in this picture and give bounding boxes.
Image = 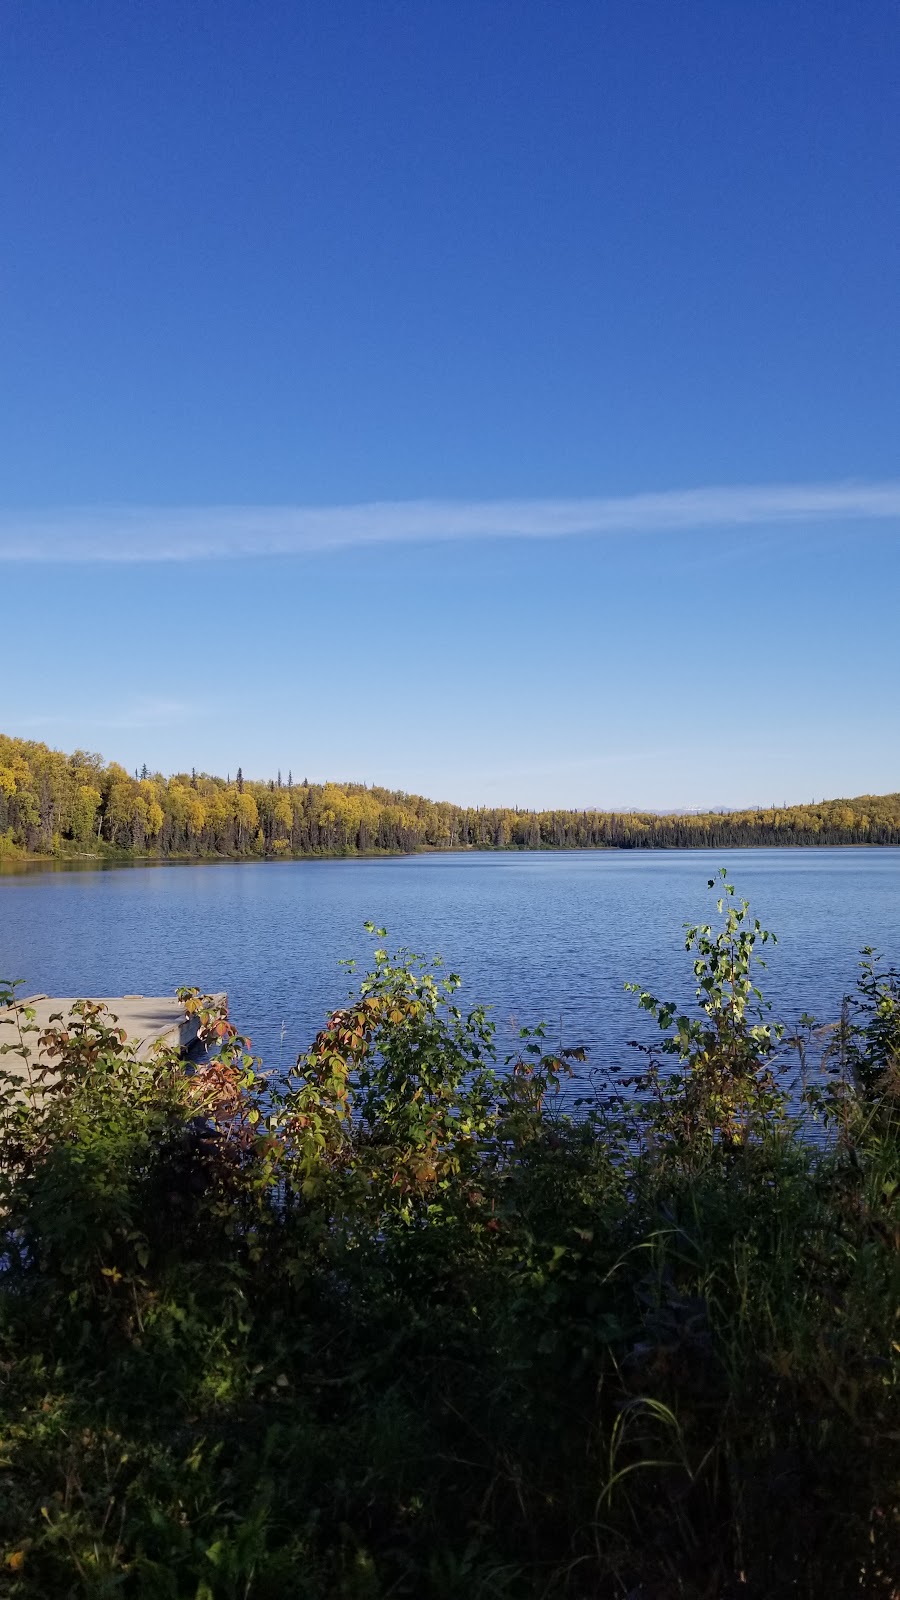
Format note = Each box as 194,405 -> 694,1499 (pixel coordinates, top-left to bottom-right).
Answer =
1,850 -> 898,1086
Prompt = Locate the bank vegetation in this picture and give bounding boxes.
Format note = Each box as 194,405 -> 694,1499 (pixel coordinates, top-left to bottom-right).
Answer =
1,877 -> 899,1595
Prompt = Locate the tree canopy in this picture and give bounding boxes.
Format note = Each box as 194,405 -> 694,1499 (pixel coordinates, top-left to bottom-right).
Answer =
2,731 -> 899,859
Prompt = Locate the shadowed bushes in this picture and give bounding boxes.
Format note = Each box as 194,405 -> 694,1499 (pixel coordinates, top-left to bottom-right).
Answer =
1,880 -> 899,1597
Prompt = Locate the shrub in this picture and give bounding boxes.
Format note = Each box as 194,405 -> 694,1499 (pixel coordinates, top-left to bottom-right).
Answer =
1,884 -> 899,1596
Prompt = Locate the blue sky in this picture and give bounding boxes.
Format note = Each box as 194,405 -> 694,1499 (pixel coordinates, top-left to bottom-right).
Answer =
3,0 -> 899,807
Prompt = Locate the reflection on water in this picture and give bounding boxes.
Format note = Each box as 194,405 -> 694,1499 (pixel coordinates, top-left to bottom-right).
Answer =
1,850 -> 898,1091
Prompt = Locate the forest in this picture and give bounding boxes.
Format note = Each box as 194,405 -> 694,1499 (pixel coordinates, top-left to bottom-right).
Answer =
2,730 -> 899,859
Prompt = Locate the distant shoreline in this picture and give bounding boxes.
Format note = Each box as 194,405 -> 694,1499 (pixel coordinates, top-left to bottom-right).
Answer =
3,733 -> 899,858
4,838 -> 900,872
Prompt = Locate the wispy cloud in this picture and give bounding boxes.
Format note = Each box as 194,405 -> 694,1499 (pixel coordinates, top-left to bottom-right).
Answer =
2,480 -> 899,562
14,698 -> 199,731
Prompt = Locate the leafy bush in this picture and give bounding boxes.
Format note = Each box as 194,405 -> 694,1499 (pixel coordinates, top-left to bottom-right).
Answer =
1,882 -> 899,1597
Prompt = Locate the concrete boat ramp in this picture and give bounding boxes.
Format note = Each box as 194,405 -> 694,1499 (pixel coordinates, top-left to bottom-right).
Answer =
0,993 -> 227,1071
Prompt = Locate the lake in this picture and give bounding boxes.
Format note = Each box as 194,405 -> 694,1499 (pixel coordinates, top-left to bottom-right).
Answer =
1,849 -> 898,1088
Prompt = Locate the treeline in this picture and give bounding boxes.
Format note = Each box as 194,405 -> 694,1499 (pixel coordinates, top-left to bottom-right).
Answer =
2,730 -> 899,858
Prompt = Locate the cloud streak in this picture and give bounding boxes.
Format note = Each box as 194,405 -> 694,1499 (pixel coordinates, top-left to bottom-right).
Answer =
14,698 -> 201,731
2,480 -> 899,562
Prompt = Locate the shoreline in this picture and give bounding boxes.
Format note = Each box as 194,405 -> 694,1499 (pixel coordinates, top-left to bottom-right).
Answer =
3,838 -> 900,871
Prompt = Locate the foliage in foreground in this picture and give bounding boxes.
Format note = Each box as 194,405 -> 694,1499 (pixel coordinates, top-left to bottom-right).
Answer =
1,878 -> 900,1597
3,729 -> 900,858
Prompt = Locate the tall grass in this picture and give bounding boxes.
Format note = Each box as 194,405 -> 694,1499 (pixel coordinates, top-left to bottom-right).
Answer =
1,881 -> 899,1597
